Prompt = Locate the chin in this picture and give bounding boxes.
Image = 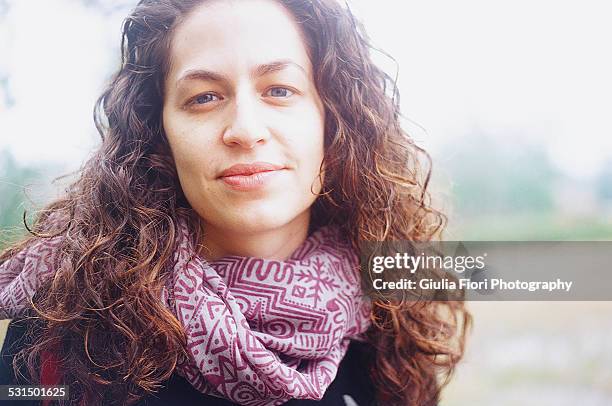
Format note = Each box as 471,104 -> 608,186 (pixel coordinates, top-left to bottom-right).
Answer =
225,207 -> 299,234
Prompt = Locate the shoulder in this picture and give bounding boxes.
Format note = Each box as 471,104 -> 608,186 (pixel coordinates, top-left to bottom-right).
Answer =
1,319 -> 378,405
140,340 -> 377,406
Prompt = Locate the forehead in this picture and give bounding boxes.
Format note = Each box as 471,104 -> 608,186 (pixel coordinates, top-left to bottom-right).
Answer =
166,0 -> 312,82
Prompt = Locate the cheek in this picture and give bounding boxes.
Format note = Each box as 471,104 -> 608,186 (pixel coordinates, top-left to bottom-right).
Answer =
286,102 -> 325,163
162,109 -> 189,165
286,111 -> 325,190
162,111 -> 218,178
304,111 -> 325,172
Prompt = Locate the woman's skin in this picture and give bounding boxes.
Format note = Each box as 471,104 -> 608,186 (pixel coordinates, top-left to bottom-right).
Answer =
162,0 -> 326,261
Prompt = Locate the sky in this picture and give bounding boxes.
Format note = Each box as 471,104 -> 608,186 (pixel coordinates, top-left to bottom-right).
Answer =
0,0 -> 611,178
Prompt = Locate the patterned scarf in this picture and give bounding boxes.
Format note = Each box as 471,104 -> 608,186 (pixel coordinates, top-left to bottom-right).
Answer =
0,214 -> 371,405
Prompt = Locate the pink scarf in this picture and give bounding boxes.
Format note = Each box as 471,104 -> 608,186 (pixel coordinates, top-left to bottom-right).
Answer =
0,214 -> 371,405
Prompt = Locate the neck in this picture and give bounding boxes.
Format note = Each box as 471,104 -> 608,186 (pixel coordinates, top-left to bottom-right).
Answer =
199,211 -> 311,261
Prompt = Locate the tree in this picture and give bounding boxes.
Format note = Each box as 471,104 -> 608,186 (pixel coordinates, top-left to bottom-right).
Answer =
597,158 -> 612,202
0,149 -> 58,249
440,131 -> 557,217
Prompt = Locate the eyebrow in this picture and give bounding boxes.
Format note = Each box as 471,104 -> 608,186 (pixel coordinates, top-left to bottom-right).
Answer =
176,60 -> 308,86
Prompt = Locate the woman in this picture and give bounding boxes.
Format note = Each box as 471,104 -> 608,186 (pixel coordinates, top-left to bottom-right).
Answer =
0,0 -> 470,405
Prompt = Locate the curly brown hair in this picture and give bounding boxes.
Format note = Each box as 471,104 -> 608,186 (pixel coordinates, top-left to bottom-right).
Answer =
0,0 -> 471,405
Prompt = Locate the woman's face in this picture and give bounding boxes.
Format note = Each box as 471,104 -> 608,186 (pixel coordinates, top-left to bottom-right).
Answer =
162,0 -> 325,236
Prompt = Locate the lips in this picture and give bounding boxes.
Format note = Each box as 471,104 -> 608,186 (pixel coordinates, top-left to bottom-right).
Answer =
218,162 -> 285,178
218,162 -> 286,191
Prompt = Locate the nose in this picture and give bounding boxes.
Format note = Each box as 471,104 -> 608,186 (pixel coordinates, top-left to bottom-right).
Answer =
222,90 -> 270,149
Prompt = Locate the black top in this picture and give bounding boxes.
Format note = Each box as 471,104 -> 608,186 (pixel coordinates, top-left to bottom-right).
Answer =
1,318 -> 377,406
